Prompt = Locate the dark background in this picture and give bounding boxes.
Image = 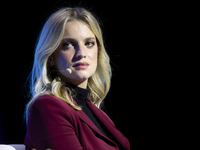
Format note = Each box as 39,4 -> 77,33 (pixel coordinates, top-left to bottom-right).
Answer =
0,0 -> 185,149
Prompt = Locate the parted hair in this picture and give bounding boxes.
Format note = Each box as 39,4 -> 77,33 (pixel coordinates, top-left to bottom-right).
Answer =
25,7 -> 111,122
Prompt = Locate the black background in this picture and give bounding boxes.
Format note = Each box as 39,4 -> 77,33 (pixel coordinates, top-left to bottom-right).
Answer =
0,0 -> 182,149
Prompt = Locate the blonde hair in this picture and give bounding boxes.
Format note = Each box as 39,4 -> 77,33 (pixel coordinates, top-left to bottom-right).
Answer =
25,7 -> 111,121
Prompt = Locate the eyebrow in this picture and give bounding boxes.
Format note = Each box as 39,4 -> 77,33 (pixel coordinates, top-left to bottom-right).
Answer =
62,37 -> 96,42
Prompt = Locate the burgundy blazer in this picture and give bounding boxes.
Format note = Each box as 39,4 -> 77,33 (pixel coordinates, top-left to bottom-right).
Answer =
24,95 -> 130,150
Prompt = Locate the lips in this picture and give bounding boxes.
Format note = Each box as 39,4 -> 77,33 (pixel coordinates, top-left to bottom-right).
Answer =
73,62 -> 89,69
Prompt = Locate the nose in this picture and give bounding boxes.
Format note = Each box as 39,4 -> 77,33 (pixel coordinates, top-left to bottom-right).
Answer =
75,45 -> 86,59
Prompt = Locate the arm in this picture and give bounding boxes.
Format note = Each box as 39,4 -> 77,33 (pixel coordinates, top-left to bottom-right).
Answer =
27,95 -> 83,150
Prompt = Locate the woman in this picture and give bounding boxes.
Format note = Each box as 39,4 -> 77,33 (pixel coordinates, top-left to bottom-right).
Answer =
24,7 -> 130,150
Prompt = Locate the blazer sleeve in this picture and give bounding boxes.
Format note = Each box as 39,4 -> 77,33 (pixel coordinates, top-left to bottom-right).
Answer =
27,95 -> 83,150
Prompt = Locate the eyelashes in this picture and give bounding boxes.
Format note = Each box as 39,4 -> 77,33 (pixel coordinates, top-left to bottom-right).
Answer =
85,41 -> 95,47
62,42 -> 72,49
62,41 -> 96,50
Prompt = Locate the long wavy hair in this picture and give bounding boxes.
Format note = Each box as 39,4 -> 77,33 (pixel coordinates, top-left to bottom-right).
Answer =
25,7 -> 111,122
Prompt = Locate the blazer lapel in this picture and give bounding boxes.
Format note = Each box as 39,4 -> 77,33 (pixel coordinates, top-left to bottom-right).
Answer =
86,100 -> 130,149
75,100 -> 115,142
76,109 -> 102,134
74,98 -> 129,149
75,103 -> 109,138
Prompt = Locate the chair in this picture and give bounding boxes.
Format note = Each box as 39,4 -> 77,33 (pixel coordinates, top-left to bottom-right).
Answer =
0,144 -> 25,150
9,144 -> 25,150
0,145 -> 15,150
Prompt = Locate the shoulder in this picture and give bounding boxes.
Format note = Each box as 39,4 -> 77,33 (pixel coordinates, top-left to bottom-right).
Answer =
28,94 -> 78,126
33,94 -> 71,109
30,94 -> 75,119
26,95 -> 79,148
34,94 -> 65,104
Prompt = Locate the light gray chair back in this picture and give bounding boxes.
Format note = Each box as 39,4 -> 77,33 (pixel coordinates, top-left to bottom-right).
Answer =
0,144 -> 16,150
10,144 -> 25,150
0,144 -> 25,150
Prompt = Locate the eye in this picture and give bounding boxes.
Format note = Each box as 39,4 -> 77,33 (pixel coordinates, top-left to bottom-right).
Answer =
85,41 -> 95,48
62,42 -> 73,50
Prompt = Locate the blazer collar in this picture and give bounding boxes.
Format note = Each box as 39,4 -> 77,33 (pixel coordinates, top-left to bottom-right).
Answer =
86,100 -> 129,148
76,99 -> 129,149
76,101 -> 111,141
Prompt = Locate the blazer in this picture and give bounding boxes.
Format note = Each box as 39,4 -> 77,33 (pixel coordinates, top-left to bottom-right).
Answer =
24,94 -> 130,150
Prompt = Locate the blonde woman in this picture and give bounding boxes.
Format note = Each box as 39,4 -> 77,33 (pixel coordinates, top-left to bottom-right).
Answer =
24,7 -> 130,150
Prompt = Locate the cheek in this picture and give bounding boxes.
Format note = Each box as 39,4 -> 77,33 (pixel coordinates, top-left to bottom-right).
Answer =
89,50 -> 98,67
91,50 -> 98,76
55,51 -> 72,69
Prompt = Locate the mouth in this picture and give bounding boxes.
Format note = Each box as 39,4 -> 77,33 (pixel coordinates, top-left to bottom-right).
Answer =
73,62 -> 89,69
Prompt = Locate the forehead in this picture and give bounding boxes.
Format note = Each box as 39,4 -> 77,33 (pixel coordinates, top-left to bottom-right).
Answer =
63,20 -> 95,39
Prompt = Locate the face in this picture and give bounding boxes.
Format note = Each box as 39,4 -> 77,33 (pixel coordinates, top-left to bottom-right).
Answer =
54,20 -> 98,88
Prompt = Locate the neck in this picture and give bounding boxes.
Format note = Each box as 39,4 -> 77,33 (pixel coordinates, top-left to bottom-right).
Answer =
67,79 -> 88,89
72,85 -> 89,102
76,80 -> 88,89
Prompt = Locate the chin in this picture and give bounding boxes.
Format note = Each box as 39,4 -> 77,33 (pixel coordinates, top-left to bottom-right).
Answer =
69,70 -> 93,81
74,71 -> 92,79
61,68 -> 96,85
